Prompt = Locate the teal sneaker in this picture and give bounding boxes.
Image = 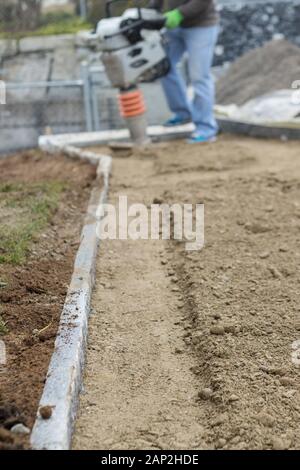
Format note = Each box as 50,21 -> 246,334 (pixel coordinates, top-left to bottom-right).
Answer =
187,133 -> 217,144
164,115 -> 192,127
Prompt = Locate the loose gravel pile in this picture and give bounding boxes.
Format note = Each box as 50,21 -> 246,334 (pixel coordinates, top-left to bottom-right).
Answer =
216,39 -> 300,105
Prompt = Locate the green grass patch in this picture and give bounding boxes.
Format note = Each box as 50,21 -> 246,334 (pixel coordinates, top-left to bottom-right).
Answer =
0,13 -> 92,39
0,182 -> 25,193
32,16 -> 92,37
0,181 -> 65,265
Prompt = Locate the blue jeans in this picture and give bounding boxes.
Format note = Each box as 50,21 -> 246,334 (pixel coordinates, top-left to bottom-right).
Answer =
162,25 -> 219,138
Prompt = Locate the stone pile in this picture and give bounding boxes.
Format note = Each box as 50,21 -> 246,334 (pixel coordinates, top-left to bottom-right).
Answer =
215,1 -> 300,65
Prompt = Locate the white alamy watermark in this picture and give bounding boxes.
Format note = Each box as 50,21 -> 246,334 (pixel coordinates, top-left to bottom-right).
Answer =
291,80 -> 300,105
291,340 -> 300,367
0,80 -> 6,105
96,196 -> 204,251
0,340 -> 6,366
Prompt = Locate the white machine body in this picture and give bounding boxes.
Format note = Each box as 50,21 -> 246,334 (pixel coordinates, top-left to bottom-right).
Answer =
85,8 -> 169,89
101,30 -> 167,89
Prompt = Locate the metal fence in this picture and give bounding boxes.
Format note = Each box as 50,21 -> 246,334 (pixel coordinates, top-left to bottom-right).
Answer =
0,1 -> 150,155
3,63 -> 124,131
1,0 -> 300,154
0,60 -> 124,153
0,1 -> 124,153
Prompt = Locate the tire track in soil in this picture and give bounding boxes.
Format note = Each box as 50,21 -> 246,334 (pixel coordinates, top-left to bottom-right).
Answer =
73,155 -> 209,450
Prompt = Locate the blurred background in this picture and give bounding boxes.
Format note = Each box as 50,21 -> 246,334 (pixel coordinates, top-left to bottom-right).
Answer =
0,1 -> 300,153
0,0 -> 130,35
1,1 -> 300,58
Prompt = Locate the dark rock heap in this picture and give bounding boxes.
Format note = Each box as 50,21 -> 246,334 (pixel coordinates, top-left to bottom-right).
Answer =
215,1 -> 300,64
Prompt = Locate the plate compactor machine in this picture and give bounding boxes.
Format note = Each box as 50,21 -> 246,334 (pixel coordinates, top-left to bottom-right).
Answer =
86,0 -> 169,145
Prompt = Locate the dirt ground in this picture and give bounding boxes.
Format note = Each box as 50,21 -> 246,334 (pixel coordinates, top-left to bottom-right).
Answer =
73,135 -> 300,450
0,151 -> 96,449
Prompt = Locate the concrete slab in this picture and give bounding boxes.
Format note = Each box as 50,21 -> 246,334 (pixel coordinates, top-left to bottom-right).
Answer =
0,39 -> 18,59
19,34 -> 75,53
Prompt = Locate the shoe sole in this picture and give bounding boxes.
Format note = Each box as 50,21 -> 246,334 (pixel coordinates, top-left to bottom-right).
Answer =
164,121 -> 192,127
187,136 -> 217,144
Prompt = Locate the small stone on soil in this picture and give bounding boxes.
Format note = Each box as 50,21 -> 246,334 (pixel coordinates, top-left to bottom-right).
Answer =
279,377 -> 295,387
198,388 -> 213,400
0,428 -> 14,443
213,413 -> 228,426
272,437 -> 290,450
210,325 -> 225,335
245,223 -> 271,234
153,197 -> 163,204
268,266 -> 282,279
10,423 -> 30,435
228,394 -> 239,402
175,348 -> 183,354
39,406 -> 53,420
213,313 -> 221,320
269,367 -> 287,376
216,438 -> 226,448
259,251 -> 270,259
224,324 -> 237,334
257,411 -> 275,427
231,435 -> 240,444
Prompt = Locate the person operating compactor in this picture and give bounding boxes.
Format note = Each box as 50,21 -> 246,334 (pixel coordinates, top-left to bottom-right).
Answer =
149,0 -> 219,143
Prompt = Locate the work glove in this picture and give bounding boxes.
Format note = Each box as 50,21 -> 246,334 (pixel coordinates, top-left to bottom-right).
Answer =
164,9 -> 184,29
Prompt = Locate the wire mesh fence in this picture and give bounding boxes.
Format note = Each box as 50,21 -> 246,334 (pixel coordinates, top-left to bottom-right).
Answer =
0,2 -> 100,153
0,1 -> 135,154
0,60 -> 126,154
1,0 -> 300,154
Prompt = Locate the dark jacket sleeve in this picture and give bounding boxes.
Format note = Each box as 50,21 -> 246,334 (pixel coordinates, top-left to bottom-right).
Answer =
178,0 -> 211,20
148,0 -> 164,11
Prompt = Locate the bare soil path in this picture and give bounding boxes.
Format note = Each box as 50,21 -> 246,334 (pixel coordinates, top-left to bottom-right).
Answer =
73,155 -> 205,450
73,136 -> 300,450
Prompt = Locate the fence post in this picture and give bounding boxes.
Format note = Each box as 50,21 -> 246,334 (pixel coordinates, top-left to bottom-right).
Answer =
81,62 -> 93,132
0,80 -> 6,105
79,0 -> 88,18
90,75 -> 101,131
